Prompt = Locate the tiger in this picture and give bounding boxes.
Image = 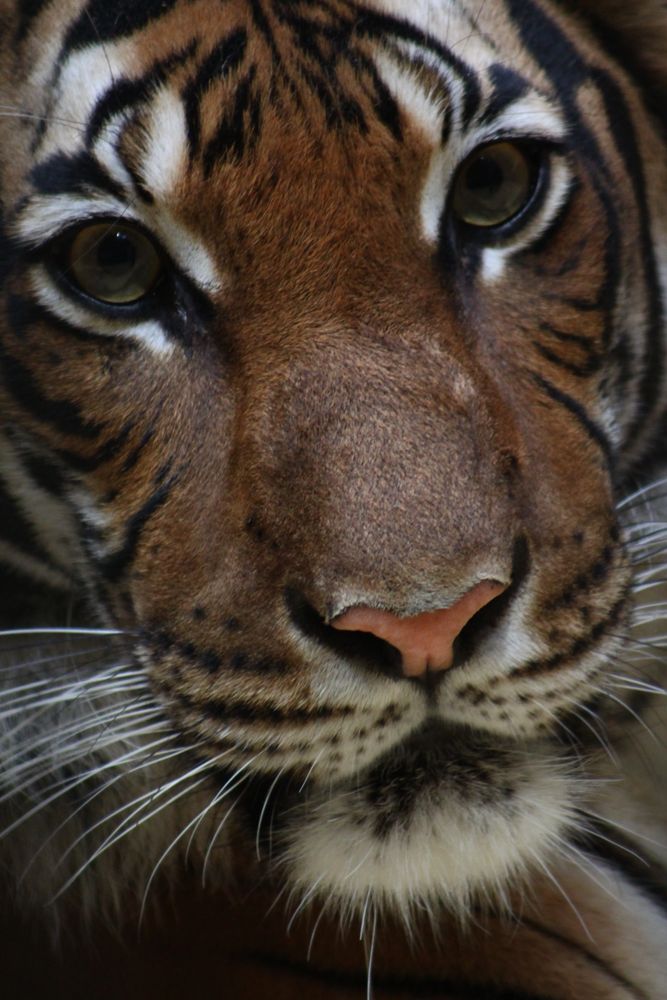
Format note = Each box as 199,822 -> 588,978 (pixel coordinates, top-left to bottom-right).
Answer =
1,0 -> 667,996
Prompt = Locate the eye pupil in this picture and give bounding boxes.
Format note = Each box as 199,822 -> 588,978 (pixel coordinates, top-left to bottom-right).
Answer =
465,156 -> 505,198
96,231 -> 137,273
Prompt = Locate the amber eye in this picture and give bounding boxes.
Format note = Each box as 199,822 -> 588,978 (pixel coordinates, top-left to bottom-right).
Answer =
65,222 -> 162,304
451,141 -> 536,229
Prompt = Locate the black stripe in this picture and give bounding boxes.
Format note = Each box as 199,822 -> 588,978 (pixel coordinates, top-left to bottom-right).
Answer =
505,0 -> 656,450
168,684 -> 353,725
183,29 -> 248,156
272,3 -> 367,132
56,422 -> 135,474
505,0 -> 588,94
511,593 -> 626,677
29,150 -> 124,200
0,343 -> 103,440
202,67 -> 257,174
575,9 -> 667,138
101,474 -> 176,582
531,340 -> 601,378
17,443 -> 68,499
589,66 -> 665,442
480,64 -> 530,125
14,0 -> 52,43
531,372 -> 613,470
296,58 -> 365,131
571,820 -> 667,917
120,427 -> 154,474
5,293 -> 113,346
86,42 -> 198,146
342,48 -> 402,139
248,0 -> 279,58
244,952 -> 559,999
62,0 -> 179,55
519,918 -> 648,1000
538,322 -> 596,350
587,157 -> 630,354
0,210 -> 17,290
357,10 -> 482,127
0,482 -> 56,566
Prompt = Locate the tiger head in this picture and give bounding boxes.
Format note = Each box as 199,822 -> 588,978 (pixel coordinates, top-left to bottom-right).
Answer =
0,0 -> 666,921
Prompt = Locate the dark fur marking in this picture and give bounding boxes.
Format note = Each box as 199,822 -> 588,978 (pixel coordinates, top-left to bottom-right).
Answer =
571,821 -> 667,918
519,916 -> 650,1000
4,293 -> 114,348
183,29 -> 248,156
62,0 -> 180,55
510,594 -> 626,677
14,0 -> 52,43
86,42 -> 198,146
202,66 -> 257,173
0,343 -> 103,440
480,64 -> 530,125
170,684 -> 353,724
101,475 -> 177,582
120,428 -> 154,474
546,539 -> 615,610
56,422 -> 135,473
531,340 -> 602,378
357,10 -> 482,126
29,150 -> 125,200
531,372 -> 613,470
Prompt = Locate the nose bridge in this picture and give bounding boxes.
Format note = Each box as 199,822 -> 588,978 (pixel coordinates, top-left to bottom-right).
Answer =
237,326 -> 519,611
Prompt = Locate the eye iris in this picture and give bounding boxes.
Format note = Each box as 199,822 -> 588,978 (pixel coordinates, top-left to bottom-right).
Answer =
67,223 -> 161,304
452,142 -> 534,229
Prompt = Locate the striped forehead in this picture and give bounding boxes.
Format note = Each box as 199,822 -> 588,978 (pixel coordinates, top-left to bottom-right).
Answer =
30,1 -> 565,177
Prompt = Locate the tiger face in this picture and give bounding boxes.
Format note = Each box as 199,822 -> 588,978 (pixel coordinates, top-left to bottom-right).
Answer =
0,0 -> 666,919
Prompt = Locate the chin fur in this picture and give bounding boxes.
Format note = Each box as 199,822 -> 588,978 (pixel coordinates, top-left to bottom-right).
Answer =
279,727 -> 584,924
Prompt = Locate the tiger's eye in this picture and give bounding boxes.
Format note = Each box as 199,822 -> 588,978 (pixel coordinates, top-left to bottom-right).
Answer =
451,142 -> 535,228
66,223 -> 162,304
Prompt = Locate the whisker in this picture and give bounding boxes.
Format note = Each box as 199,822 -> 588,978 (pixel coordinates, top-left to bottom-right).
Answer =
286,875 -> 325,934
600,690 -> 661,741
365,902 -> 378,1000
18,737 -> 188,881
255,766 -> 288,862
0,627 -> 123,639
575,807 -> 667,852
51,760 -> 216,901
528,851 -> 593,942
557,843 -> 626,908
0,644 -> 125,675
202,756 -> 264,883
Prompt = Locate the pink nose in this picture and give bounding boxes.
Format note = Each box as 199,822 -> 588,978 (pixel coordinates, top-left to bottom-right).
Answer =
331,580 -> 506,677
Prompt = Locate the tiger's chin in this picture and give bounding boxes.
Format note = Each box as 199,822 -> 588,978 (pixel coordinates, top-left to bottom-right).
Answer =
274,722 -> 581,920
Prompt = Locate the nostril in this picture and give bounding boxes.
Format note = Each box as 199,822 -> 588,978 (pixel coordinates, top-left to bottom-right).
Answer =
284,536 -> 529,682
285,587 -> 403,679
332,581 -> 506,678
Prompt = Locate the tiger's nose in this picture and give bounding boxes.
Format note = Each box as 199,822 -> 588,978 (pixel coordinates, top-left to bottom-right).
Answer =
331,580 -> 506,677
